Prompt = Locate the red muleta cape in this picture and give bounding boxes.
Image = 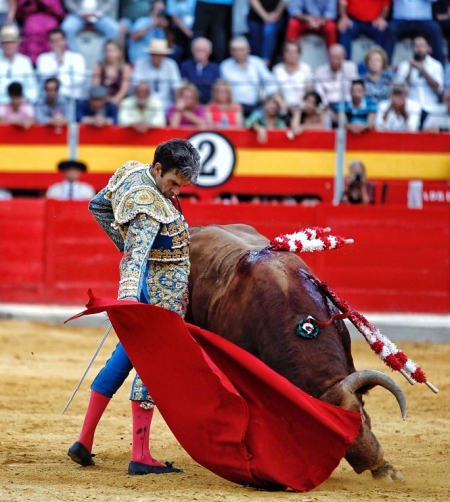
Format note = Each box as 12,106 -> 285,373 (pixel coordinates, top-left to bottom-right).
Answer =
68,291 -> 362,492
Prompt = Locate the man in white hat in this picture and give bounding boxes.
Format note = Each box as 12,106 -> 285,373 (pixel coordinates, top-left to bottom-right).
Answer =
132,38 -> 182,112
0,25 -> 38,105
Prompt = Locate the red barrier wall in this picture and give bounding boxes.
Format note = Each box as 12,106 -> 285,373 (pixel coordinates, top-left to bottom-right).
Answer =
1,199 -> 449,313
0,126 -> 449,207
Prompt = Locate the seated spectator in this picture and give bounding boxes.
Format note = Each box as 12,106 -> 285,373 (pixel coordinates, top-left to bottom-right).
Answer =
118,81 -> 166,132
375,81 -> 422,131
180,37 -> 221,105
132,38 -> 182,112
361,46 -> 394,104
36,28 -> 87,101
206,78 -> 243,128
192,0 -> 233,63
76,85 -> 118,127
166,0 -> 197,63
395,36 -> 444,116
272,40 -> 313,112
61,0 -> 119,53
314,44 -> 358,126
92,40 -> 132,106
388,0 -> 444,64
435,0 -> 450,62
285,0 -> 337,49
46,159 -> 95,200
341,160 -> 375,205
220,36 -> 278,117
337,0 -> 392,63
247,0 -> 286,67
344,79 -> 377,134
0,81 -> 35,129
245,93 -> 289,143
0,25 -> 38,105
0,0 -> 16,27
166,83 -> 208,127
423,88 -> 450,132
127,0 -> 169,65
117,0 -> 152,47
35,77 -> 70,128
290,90 -> 327,135
16,0 -> 66,66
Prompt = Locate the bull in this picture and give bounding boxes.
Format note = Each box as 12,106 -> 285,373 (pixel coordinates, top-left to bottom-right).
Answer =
187,223 -> 406,481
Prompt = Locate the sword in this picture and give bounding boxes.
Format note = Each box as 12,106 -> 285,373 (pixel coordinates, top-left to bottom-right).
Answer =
62,322 -> 113,414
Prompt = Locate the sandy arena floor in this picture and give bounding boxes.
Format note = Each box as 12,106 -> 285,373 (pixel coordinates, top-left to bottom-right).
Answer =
0,319 -> 449,502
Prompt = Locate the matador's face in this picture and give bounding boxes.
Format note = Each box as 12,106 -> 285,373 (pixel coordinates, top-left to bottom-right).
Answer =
152,163 -> 191,198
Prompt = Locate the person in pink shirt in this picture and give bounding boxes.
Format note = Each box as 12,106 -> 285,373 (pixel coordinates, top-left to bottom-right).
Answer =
0,81 -> 35,129
166,83 -> 208,127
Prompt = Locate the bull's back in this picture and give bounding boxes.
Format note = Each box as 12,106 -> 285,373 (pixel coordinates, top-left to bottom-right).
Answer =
189,224 -> 270,252
187,224 -> 355,394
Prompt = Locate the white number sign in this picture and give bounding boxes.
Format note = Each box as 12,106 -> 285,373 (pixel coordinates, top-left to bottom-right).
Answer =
188,132 -> 236,187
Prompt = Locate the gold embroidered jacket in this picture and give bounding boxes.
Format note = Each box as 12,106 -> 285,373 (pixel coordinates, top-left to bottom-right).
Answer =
89,160 -> 189,309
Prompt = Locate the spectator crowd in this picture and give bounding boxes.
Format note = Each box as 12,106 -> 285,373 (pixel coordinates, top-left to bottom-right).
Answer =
0,0 -> 449,140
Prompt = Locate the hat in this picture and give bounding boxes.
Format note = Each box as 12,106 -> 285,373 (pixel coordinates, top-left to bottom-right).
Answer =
89,85 -> 109,99
145,38 -> 173,55
58,160 -> 88,172
0,25 -> 20,43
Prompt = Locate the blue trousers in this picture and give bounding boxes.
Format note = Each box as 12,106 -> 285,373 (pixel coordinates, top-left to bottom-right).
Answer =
247,19 -> 284,64
91,268 -> 152,401
339,19 -> 393,61
61,13 -> 119,53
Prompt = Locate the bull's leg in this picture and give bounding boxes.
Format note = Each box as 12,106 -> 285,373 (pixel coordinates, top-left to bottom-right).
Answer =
345,422 -> 404,482
370,460 -> 404,481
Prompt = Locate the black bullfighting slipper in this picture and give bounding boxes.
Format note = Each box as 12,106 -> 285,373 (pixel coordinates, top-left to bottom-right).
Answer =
128,461 -> 183,475
67,441 -> 95,467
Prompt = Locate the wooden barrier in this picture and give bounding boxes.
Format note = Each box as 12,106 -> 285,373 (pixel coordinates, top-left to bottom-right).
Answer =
0,199 -> 449,313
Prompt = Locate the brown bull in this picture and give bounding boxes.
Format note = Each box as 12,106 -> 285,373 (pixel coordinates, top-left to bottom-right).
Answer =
187,223 -> 406,481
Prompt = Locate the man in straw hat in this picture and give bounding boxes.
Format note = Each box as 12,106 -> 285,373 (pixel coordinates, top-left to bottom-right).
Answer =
132,38 -> 182,112
0,25 -> 38,105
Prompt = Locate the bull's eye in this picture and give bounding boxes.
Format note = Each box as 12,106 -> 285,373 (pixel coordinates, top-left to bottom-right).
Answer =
296,317 -> 320,339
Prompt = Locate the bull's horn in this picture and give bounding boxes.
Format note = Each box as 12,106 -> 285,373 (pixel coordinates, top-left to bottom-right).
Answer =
340,370 -> 407,421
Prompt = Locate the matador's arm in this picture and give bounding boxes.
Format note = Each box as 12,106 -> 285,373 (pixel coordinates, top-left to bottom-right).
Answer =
118,213 -> 160,300
89,187 -> 125,252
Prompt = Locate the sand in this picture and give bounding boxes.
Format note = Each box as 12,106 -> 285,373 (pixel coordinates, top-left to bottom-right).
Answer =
0,319 -> 448,502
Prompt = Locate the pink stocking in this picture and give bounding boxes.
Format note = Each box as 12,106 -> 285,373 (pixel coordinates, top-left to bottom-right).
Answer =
130,400 -> 165,466
77,390 -> 110,451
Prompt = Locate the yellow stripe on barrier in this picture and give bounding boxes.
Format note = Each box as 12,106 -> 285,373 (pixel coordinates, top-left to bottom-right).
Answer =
234,149 -> 450,179
1,145 -> 449,180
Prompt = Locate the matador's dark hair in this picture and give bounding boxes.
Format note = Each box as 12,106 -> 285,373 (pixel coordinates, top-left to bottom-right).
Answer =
153,138 -> 202,183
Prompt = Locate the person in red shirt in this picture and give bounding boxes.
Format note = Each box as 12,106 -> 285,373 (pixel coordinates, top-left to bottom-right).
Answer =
337,0 -> 393,62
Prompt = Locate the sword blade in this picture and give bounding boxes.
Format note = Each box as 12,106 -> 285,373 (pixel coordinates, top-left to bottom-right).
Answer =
62,322 -> 113,414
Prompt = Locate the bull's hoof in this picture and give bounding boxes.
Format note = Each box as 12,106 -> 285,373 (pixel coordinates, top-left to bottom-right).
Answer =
371,460 -> 404,482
